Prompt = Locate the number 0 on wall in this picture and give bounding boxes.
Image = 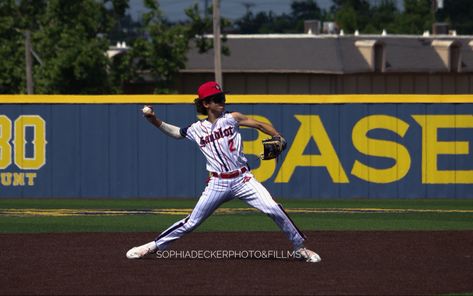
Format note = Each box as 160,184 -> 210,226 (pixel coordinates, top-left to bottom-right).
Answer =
0,115 -> 47,170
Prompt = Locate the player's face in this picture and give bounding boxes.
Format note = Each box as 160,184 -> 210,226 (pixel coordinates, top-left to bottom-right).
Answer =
210,94 -> 225,104
205,94 -> 226,113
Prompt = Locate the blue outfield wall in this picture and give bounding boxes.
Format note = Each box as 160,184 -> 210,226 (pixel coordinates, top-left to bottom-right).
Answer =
0,96 -> 472,198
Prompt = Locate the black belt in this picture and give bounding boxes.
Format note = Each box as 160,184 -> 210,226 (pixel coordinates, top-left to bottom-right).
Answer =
211,167 -> 248,179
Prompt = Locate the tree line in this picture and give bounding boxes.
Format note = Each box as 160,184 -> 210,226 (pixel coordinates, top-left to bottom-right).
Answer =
233,0 -> 472,35
1,0 -> 471,94
0,0 -> 214,94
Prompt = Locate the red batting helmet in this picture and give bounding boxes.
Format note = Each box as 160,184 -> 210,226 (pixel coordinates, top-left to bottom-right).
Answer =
197,81 -> 225,100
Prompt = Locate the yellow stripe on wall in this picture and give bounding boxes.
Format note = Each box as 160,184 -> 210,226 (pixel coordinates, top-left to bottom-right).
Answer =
1,94 -> 473,104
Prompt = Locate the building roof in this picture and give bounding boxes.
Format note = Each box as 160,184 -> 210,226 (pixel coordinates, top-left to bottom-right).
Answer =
183,34 -> 473,74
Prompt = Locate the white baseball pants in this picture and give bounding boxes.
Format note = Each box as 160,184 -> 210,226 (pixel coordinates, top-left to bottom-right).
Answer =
154,171 -> 306,250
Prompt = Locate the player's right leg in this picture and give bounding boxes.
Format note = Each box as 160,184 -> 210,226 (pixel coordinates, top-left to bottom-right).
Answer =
235,176 -> 306,248
126,177 -> 231,259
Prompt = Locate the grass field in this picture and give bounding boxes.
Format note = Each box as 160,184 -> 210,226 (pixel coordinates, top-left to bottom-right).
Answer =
1,198 -> 473,233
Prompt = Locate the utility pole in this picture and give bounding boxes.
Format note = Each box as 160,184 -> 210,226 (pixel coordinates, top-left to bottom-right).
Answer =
204,0 -> 209,18
242,2 -> 255,14
212,0 -> 222,86
25,30 -> 34,94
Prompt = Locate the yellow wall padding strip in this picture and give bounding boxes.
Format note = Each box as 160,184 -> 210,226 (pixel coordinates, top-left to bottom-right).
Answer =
1,94 -> 473,104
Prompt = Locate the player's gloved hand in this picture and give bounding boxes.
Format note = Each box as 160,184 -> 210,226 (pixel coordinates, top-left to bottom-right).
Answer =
260,135 -> 287,160
275,135 -> 287,151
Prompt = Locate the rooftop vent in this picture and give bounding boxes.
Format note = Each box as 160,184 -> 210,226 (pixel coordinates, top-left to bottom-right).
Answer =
431,40 -> 462,72
304,20 -> 321,35
432,22 -> 449,35
355,40 -> 386,72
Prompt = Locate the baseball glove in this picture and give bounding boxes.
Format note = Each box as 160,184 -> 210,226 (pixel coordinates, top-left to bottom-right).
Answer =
260,136 -> 287,160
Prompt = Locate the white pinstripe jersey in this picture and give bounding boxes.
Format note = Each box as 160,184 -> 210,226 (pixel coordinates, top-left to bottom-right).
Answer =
180,112 -> 247,173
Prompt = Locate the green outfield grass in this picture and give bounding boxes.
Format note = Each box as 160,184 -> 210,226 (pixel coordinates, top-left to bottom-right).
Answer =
0,199 -> 473,233
2,198 -> 473,209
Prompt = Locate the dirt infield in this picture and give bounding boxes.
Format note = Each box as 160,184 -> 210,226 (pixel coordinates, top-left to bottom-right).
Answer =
1,231 -> 472,295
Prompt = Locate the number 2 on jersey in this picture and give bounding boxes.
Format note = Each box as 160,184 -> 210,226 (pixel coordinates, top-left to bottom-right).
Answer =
228,138 -> 236,152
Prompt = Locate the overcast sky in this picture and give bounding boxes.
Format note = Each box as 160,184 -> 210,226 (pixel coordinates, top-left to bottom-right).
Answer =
128,0 -> 403,22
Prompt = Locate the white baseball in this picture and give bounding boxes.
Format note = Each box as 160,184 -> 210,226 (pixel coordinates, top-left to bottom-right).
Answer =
142,106 -> 153,115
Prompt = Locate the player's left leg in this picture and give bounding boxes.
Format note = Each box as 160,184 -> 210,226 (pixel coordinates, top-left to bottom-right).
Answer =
233,173 -> 305,250
234,174 -> 321,262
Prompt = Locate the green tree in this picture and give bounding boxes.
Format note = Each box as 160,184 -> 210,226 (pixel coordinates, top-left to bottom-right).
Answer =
0,0 -> 23,93
443,0 -> 473,34
393,0 -> 433,34
290,0 -> 323,32
185,3 -> 218,53
333,0 -> 371,33
335,5 -> 359,32
106,0 -> 145,45
234,11 -> 268,34
108,14 -> 142,45
234,0 -> 323,34
1,0 -> 234,94
365,0 -> 400,34
112,1 -> 231,94
124,0 -> 189,93
0,0 -> 130,94
186,3 -> 231,55
260,13 -> 294,33
33,0 -> 115,94
0,0 -> 45,94
40,2 -> 105,93
234,11 -> 293,34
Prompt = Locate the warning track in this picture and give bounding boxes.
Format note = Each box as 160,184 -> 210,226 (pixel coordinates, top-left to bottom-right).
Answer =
1,207 -> 472,217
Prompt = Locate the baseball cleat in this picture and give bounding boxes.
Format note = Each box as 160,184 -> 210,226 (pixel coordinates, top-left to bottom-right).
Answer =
126,245 -> 154,259
295,247 -> 321,263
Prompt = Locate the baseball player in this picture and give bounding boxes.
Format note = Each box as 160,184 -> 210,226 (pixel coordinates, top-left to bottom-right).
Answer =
126,81 -> 321,263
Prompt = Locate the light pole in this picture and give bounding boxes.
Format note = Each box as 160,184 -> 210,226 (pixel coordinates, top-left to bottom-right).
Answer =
212,0 -> 222,86
25,30 -> 34,94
